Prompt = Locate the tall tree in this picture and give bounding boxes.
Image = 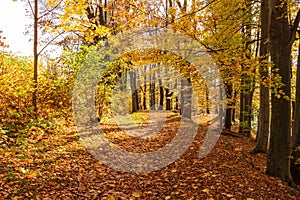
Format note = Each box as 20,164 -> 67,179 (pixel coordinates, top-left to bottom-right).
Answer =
129,70 -> 139,113
159,79 -> 164,110
255,0 -> 271,153
291,34 -> 300,184
150,65 -> 156,110
224,83 -> 234,130
33,0 -> 38,117
143,65 -> 147,110
23,0 -> 64,117
266,0 -> 300,183
166,88 -> 172,110
239,0 -> 257,136
180,78 -> 192,119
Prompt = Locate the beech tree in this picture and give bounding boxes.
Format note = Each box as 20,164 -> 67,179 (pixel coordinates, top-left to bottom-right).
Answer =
267,0 -> 300,183
291,35 -> 300,184
255,0 -> 271,153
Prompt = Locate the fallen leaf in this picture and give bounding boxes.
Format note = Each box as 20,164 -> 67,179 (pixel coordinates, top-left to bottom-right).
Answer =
202,188 -> 211,196
106,195 -> 116,200
132,191 -> 141,198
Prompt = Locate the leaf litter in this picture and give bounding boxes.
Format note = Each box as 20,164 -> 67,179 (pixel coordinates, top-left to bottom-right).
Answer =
0,111 -> 299,199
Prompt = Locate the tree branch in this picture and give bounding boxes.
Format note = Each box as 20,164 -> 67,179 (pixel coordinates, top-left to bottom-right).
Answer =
27,0 -> 34,16
38,0 -> 64,20
176,0 -> 218,21
292,10 -> 300,34
287,9 -> 300,48
37,32 -> 63,56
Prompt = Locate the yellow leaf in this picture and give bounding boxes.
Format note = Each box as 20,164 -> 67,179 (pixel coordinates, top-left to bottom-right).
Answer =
106,195 -> 116,200
132,191 -> 141,198
20,167 -> 27,174
226,193 -> 233,197
202,188 -> 211,196
109,143 -> 115,147
192,185 -> 198,189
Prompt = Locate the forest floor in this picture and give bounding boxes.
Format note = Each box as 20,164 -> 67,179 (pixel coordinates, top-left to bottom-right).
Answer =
1,111 -> 300,199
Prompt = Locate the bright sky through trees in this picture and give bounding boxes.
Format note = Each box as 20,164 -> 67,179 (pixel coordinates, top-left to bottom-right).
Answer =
0,1 -> 31,55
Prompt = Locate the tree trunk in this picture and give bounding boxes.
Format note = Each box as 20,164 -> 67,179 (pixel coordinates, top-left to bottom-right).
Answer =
291,32 -> 300,184
255,0 -> 270,153
166,88 -> 171,110
244,91 -> 254,135
150,65 -> 156,110
33,0 -> 38,118
292,34 -> 300,148
143,65 -> 147,110
239,6 -> 254,136
175,79 -> 179,110
159,79 -> 164,110
231,90 -> 238,122
206,87 -> 210,114
130,71 -> 138,113
266,0 -> 292,182
180,78 -> 192,119
224,83 -> 233,130
239,76 -> 246,133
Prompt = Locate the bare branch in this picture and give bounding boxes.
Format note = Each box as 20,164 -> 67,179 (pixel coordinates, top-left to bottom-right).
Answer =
176,0 -> 218,21
37,32 -> 63,56
38,0 -> 64,20
27,0 -> 34,16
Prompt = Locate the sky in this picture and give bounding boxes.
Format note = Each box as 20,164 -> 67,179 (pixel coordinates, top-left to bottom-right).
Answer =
0,0 -> 32,56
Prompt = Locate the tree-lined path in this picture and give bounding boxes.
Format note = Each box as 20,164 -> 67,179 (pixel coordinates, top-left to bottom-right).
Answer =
1,0 -> 300,199
1,111 -> 300,199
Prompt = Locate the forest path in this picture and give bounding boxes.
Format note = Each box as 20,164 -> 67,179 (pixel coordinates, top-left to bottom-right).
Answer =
113,110 -> 168,138
1,111 -> 300,199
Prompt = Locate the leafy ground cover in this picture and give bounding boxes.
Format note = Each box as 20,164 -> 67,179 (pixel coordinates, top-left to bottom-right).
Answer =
0,112 -> 299,199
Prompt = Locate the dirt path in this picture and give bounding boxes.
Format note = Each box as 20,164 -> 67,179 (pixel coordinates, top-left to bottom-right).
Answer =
114,110 -> 168,138
1,111 -> 300,199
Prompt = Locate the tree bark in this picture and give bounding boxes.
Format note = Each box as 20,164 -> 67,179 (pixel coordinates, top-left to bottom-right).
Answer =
143,65 -> 147,110
181,78 -> 192,119
292,35 -> 300,149
33,0 -> 38,118
159,79 -> 164,110
266,0 -> 293,182
206,87 -> 210,114
239,4 -> 255,136
291,30 -> 300,184
150,65 -> 156,110
129,71 -> 138,113
231,90 -> 237,122
166,88 -> 171,110
224,83 -> 233,130
255,0 -> 271,153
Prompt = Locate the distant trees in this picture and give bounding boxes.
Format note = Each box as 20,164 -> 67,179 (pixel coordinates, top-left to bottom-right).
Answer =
96,61 -> 200,120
